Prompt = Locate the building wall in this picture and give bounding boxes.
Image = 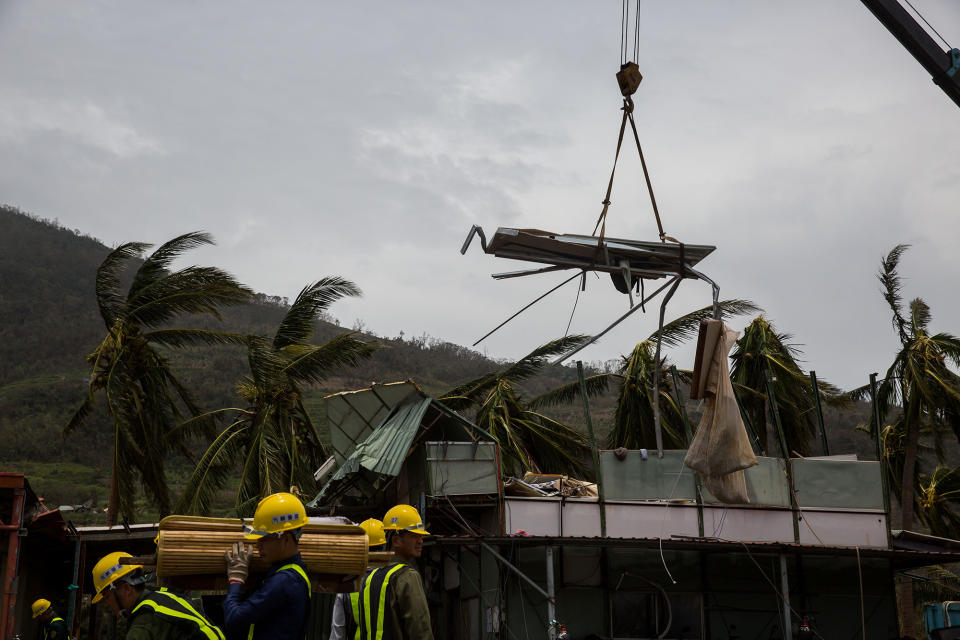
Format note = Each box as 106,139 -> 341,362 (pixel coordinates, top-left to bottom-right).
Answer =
434,543 -> 898,640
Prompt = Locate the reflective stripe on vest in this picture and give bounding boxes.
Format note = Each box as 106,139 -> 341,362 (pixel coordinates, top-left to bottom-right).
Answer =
349,592 -> 360,640
132,590 -> 225,640
246,563 -> 311,640
46,617 -> 65,640
358,563 -> 406,640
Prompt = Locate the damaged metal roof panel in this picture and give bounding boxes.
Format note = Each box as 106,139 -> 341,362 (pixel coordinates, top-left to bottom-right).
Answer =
324,380 -> 423,465
473,227 -> 715,279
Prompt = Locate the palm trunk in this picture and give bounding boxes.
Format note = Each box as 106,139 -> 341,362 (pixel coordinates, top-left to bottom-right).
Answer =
897,397 -> 922,637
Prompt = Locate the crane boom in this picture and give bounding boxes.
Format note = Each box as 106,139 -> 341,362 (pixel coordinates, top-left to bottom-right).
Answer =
861,0 -> 960,109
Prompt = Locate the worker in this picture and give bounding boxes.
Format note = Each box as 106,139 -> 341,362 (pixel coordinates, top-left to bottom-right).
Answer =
31,599 -> 68,640
223,492 -> 311,640
329,518 -> 385,640
90,551 -> 224,640
355,504 -> 433,640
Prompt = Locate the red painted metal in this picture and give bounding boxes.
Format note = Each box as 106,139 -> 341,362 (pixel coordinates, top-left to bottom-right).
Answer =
1,473 -> 26,640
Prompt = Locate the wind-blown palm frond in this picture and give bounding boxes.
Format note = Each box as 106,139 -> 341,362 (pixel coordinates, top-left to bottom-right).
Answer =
175,419 -> 249,517
143,329 -> 251,348
648,299 -> 761,348
879,244 -> 910,344
95,241 -> 150,326
274,278 -> 361,349
127,231 -> 214,302
499,335 -> 590,385
282,335 -> 378,384
126,266 -> 251,326
529,374 -> 614,409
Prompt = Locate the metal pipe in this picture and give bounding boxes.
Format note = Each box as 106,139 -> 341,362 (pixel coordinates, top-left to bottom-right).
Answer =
577,361 -> 606,537
478,542 -> 553,602
553,276 -> 679,365
1,478 -> 26,640
765,368 -> 800,543
869,373 -> 893,546
810,371 -> 829,456
546,546 -> 557,640
780,554 -> 794,640
671,365 -> 704,537
684,267 -> 720,320
652,278 -> 682,457
732,386 -> 765,456
67,536 -> 81,633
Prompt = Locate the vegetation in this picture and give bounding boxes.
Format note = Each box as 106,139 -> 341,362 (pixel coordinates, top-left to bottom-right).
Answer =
853,245 -> 960,530
605,300 -> 760,450
730,315 -> 843,457
64,231 -> 253,524
440,336 -> 600,477
176,279 -> 377,517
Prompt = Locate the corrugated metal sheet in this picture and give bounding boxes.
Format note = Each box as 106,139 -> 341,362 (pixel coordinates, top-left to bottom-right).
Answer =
324,381 -> 422,464
310,397 -> 431,505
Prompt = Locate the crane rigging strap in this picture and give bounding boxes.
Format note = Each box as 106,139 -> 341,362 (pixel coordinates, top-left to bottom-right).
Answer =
591,93 -> 676,245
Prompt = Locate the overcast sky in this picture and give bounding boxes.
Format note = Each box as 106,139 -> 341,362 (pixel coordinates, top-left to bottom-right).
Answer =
2,1 -> 958,390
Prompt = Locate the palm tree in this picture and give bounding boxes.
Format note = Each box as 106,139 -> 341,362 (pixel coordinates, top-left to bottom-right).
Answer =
729,315 -> 842,457
176,278 -> 377,517
857,245 -> 960,531
847,245 -> 960,638
65,232 -> 252,524
918,465 -> 960,538
606,300 -> 760,450
440,336 -> 600,478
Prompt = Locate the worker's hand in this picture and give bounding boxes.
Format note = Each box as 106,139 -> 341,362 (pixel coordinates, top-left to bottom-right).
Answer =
225,542 -> 252,584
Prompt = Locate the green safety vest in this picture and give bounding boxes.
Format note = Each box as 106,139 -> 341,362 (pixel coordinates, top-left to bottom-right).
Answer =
357,563 -> 407,640
247,563 -> 311,640
131,589 -> 225,640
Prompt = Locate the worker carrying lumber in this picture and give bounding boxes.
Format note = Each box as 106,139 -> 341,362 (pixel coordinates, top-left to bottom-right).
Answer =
31,599 -> 68,640
223,492 -> 311,640
90,551 -> 224,640
354,504 -> 434,640
328,518 -> 385,640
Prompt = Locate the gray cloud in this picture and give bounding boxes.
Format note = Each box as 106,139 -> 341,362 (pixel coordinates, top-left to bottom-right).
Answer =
1,0 -> 959,390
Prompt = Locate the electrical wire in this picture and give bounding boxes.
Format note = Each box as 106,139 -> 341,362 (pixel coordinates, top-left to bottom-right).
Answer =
563,271 -> 586,337
902,0 -> 953,49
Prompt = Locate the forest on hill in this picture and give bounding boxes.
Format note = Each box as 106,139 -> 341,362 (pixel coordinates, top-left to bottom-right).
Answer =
0,204 -> 896,523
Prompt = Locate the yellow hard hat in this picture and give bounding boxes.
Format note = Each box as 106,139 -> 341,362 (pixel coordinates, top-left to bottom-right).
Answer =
91,552 -> 141,603
31,599 -> 51,618
244,492 -> 307,540
382,504 -> 429,535
359,519 -> 386,547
